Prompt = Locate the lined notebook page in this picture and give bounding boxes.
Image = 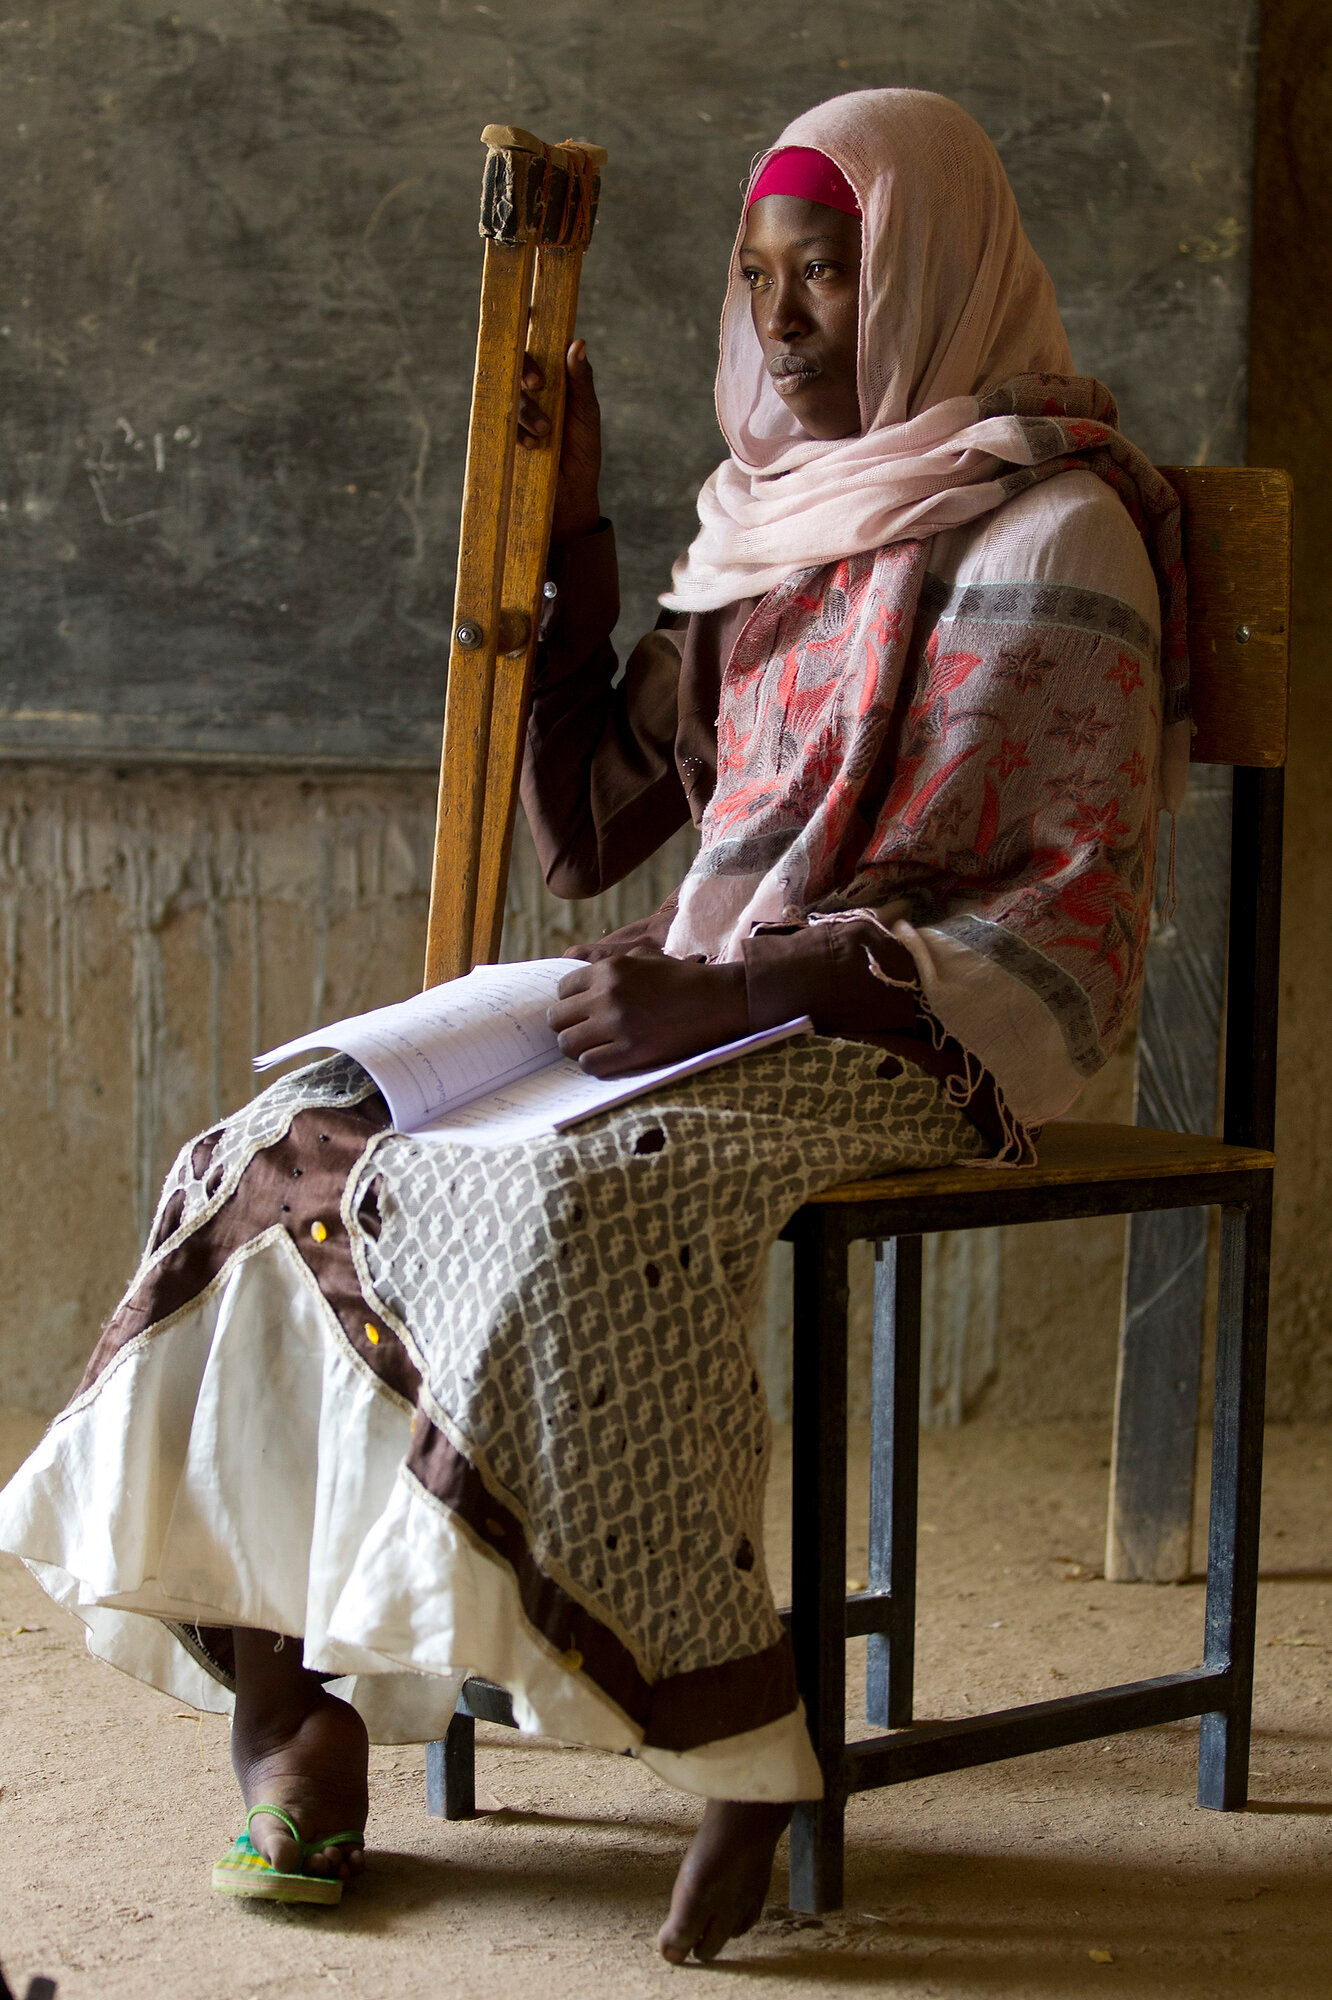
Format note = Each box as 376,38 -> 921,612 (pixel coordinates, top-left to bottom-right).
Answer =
255,958 -> 572,1130
256,956 -> 811,1146
414,1016 -> 813,1147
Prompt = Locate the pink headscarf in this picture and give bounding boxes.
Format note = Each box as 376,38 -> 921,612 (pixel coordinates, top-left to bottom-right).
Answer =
662,89 -> 1077,614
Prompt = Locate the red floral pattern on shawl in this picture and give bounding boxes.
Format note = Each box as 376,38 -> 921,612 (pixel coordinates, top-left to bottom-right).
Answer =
663,379 -> 1185,1154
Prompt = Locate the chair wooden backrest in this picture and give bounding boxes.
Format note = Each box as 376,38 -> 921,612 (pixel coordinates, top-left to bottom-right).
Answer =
1161,466 -> 1292,1153
1164,466 -> 1291,768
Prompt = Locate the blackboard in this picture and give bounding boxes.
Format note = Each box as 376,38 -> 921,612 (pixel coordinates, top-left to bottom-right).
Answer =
0,0 -> 1257,768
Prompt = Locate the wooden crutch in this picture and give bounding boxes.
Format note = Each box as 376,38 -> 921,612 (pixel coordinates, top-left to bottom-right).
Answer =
423,125 -> 608,989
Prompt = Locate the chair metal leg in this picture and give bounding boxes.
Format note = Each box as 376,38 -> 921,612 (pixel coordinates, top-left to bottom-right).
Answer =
867,1236 -> 922,1729
788,1214 -> 849,1914
1198,1187 -> 1272,1809
425,1709 -> 476,1819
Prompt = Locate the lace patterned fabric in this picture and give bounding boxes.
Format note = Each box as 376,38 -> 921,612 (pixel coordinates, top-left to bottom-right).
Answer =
141,1056 -> 376,1276
346,1041 -> 983,1688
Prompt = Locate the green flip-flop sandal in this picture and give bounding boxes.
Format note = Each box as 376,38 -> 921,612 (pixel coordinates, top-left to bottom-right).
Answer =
212,1804 -> 365,1905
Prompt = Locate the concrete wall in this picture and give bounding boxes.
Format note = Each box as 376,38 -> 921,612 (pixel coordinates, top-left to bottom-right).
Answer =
0,764 -> 693,1411
2,767 -> 440,1408
2,0 -> 1289,1424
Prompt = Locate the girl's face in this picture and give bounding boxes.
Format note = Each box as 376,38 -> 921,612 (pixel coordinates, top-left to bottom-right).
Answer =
739,194 -> 863,440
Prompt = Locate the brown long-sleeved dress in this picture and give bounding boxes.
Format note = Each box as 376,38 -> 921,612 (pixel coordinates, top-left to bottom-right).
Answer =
521,521 -> 1004,1147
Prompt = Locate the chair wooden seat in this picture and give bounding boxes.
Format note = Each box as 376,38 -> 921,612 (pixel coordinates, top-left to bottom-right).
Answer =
804,1120 -> 1276,1207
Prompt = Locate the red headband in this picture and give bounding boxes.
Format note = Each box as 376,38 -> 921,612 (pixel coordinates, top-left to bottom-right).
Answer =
746,146 -> 861,218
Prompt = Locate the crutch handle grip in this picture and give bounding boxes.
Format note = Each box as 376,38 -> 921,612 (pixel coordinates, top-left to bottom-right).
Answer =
478,126 -> 606,250
480,124 -> 609,169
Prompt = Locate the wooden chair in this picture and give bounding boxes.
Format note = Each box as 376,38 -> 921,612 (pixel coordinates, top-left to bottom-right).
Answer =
424,464 -> 1292,1914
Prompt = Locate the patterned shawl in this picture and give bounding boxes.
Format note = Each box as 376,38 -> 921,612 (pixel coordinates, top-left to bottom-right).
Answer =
662,377 -> 1186,1154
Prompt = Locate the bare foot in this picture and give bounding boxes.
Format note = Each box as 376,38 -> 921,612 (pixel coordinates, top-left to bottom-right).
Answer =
657,1799 -> 793,1963
230,1628 -> 370,1883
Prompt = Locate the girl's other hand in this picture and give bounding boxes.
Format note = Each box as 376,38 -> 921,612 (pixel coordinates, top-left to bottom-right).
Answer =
517,339 -> 602,542
547,953 -> 750,1076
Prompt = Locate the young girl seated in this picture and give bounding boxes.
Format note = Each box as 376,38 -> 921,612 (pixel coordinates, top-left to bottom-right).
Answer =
0,88 -> 1184,1964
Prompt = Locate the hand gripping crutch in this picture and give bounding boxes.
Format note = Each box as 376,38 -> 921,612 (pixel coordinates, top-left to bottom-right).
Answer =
423,125 -> 608,988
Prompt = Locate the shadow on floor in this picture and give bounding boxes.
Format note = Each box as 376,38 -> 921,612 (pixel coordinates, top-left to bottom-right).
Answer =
225,1826 -> 1332,1993
721,1846 -> 1330,1990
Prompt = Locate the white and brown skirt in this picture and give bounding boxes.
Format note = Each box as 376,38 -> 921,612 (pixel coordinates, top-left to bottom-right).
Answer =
0,1038 -> 982,1799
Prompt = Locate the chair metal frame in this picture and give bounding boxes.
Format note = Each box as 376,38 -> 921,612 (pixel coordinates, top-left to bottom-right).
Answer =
423,458 -> 1291,1912
780,761 -> 1281,1905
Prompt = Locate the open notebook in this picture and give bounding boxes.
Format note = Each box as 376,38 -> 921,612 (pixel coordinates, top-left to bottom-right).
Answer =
255,957 -> 812,1149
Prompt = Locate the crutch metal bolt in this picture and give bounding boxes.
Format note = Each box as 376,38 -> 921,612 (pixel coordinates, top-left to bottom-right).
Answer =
425,123 -> 608,988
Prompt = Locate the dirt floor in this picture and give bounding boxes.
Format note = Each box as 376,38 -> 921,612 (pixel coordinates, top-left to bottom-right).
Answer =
0,1409 -> 1327,1998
